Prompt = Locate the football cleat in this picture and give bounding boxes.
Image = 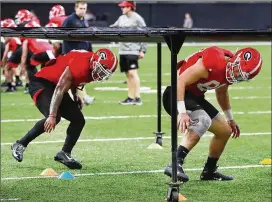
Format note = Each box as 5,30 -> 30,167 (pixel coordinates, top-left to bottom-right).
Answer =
11,141 -> 25,162
164,163 -> 189,182
200,166 -> 234,181
134,97 -> 143,106
119,97 -> 135,105
54,151 -> 82,169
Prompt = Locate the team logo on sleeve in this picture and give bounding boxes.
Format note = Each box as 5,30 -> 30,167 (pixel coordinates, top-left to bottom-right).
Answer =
243,51 -> 252,61
98,52 -> 107,60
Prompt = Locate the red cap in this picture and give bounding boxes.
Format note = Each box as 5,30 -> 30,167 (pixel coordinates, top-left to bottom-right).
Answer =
118,1 -> 136,10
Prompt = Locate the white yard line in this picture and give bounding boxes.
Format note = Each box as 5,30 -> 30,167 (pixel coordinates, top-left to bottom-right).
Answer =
1,164 -> 270,181
1,111 -> 271,123
0,199 -> 22,201
1,132 -> 270,146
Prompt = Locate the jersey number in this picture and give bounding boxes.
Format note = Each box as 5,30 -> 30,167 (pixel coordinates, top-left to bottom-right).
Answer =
197,80 -> 225,91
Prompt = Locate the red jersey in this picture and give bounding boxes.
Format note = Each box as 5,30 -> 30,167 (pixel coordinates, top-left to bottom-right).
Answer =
8,37 -> 21,52
35,50 -> 94,86
27,39 -> 53,54
49,16 -> 68,27
178,46 -> 234,96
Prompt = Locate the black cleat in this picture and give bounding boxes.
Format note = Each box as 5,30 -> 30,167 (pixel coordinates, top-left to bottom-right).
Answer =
134,97 -> 143,106
11,141 -> 25,162
16,80 -> 23,87
119,97 -> 135,105
54,151 -> 82,170
164,163 -> 189,182
200,166 -> 234,181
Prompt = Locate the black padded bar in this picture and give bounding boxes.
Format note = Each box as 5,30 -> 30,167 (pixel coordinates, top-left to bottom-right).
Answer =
1,27 -> 271,42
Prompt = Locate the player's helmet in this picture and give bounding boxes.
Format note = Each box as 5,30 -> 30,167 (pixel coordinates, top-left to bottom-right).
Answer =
1,18 -> 17,27
15,9 -> 32,25
118,1 -> 136,10
24,21 -> 41,27
226,47 -> 262,83
45,22 -> 58,27
49,5 -> 65,20
91,48 -> 118,82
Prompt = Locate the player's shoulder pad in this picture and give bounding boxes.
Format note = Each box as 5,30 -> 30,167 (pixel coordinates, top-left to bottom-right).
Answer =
202,46 -> 225,70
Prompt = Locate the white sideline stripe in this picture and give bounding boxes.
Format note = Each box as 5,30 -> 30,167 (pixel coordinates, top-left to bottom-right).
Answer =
0,96 -> 270,106
94,41 -> 271,48
1,165 -> 270,181
0,199 -> 22,201
1,132 -> 270,146
1,111 -> 271,123
0,115 -> 166,123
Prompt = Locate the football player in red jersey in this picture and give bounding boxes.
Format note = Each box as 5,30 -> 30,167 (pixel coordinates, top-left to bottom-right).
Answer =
11,48 -> 118,169
21,21 -> 55,93
48,5 -> 68,27
163,46 -> 262,182
1,19 -> 23,91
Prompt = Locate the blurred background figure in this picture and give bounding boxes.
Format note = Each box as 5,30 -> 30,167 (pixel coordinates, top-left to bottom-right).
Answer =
62,0 -> 95,105
183,12 -> 193,29
110,1 -> 147,106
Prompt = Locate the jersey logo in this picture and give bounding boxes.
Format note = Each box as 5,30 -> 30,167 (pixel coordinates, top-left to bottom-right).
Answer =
243,51 -> 252,61
197,80 -> 226,91
98,52 -> 107,60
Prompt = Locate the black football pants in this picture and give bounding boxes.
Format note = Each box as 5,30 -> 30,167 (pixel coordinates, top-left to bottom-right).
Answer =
19,87 -> 85,154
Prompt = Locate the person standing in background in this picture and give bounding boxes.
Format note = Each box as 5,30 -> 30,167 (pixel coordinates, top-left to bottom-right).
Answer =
62,0 -> 95,105
183,13 -> 193,29
110,1 -> 147,106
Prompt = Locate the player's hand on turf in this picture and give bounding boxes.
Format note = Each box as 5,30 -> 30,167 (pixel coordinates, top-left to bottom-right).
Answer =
178,113 -> 190,133
44,116 -> 57,133
138,51 -> 145,59
227,120 -> 240,138
74,95 -> 83,110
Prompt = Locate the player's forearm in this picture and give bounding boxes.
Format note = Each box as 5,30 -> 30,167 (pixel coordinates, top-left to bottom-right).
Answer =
216,90 -> 231,111
177,76 -> 187,113
49,86 -> 65,117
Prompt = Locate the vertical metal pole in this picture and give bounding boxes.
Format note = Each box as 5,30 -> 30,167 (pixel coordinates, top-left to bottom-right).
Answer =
157,42 -> 162,132
170,39 -> 178,183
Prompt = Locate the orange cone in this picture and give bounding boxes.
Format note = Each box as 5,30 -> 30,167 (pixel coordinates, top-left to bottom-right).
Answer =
40,168 -> 59,176
179,193 -> 187,201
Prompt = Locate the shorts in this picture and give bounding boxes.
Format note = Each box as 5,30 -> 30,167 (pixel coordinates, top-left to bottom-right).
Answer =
7,46 -> 32,68
29,76 -> 56,104
163,86 -> 219,119
119,55 -> 139,73
1,42 -> 5,61
31,51 -> 51,66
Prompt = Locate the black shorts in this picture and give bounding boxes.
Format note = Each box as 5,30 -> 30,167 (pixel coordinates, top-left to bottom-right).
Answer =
29,77 -> 83,121
119,55 -> 139,73
7,46 -> 32,68
1,42 -> 5,61
29,77 -> 55,99
31,52 -> 50,66
163,86 -> 219,119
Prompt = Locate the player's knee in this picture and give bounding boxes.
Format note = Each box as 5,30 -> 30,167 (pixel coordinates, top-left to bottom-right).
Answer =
188,110 -> 212,137
73,115 -> 85,128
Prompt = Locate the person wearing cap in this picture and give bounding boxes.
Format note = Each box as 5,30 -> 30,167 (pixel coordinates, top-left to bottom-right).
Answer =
110,1 -> 147,106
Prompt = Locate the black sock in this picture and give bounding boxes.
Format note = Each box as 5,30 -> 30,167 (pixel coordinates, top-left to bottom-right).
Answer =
25,83 -> 29,88
15,76 -> 20,82
18,119 -> 46,147
177,145 -> 189,165
204,157 -> 219,170
7,82 -> 12,88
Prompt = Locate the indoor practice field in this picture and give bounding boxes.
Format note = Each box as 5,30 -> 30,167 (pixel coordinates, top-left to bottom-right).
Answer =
1,42 -> 271,202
